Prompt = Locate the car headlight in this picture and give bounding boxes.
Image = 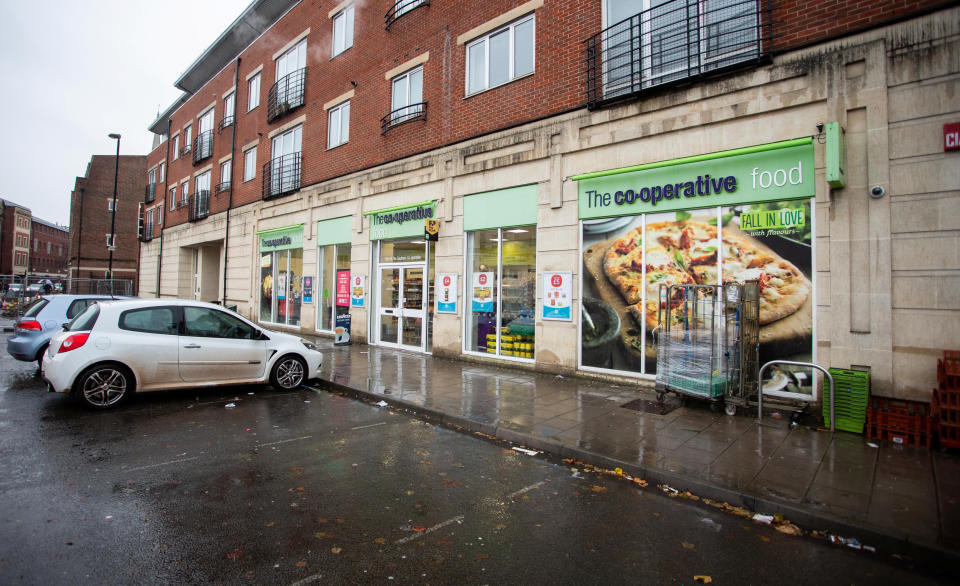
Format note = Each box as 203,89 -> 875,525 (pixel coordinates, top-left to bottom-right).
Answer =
300,339 -> 317,351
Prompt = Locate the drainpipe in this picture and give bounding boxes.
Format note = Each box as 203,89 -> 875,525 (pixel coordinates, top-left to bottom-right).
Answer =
157,119 -> 172,297
75,187 -> 84,290
222,57 -> 241,307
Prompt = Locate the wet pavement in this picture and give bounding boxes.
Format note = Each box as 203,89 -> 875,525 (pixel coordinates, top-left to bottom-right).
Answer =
3,348 -> 949,583
314,341 -> 960,564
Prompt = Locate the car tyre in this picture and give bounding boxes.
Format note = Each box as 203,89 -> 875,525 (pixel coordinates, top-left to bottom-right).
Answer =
74,363 -> 133,409
35,344 -> 48,376
270,355 -> 306,391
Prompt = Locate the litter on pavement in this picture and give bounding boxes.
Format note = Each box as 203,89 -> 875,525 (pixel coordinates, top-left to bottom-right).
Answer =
511,447 -> 539,456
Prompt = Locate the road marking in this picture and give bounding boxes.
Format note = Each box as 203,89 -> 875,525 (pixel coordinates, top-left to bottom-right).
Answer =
394,515 -> 465,545
506,480 -> 548,499
256,435 -> 312,448
122,456 -> 199,473
350,422 -> 386,431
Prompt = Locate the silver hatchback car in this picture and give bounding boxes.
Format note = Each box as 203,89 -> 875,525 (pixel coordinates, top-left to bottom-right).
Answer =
6,295 -> 133,369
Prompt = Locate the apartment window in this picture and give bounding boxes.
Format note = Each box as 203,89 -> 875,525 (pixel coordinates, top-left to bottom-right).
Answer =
181,181 -> 190,206
270,40 -> 307,120
222,92 -> 235,128
248,73 -> 261,110
328,101 -> 350,148
108,199 -> 116,212
244,147 -> 257,182
157,205 -> 163,225
466,14 -> 535,95
158,162 -> 165,183
106,234 -> 116,248
332,5 -> 354,57
172,135 -> 180,160
268,125 -> 302,196
46,242 -> 51,253
220,160 -> 232,192
145,208 -> 154,228
184,125 -> 193,152
387,0 -> 426,28
390,66 -> 423,124
169,186 -> 177,211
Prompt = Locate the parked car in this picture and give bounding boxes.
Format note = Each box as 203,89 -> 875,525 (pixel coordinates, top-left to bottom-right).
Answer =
6,295 -> 132,368
42,299 -> 323,409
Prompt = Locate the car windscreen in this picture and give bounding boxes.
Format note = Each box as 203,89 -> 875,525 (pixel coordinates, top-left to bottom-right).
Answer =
66,304 -> 100,332
21,298 -> 49,318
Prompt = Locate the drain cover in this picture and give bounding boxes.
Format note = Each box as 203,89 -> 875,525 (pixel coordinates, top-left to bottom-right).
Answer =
620,398 -> 679,416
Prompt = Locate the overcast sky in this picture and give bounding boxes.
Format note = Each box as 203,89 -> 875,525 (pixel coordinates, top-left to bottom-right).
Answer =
0,0 -> 248,226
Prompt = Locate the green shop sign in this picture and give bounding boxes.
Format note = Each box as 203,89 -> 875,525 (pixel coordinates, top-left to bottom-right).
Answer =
365,200 -> 436,241
574,139 -> 815,219
258,225 -> 303,252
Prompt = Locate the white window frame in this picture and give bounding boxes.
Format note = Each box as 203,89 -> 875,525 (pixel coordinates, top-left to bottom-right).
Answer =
395,0 -> 425,19
157,205 -> 163,225
391,66 -> 423,123
221,160 -> 232,188
169,186 -> 177,211
158,162 -> 165,183
465,14 -> 536,96
224,92 -> 235,121
181,181 -> 190,206
332,4 -> 354,58
184,125 -> 193,152
327,100 -> 350,149
172,135 -> 180,160
248,74 -> 261,111
244,147 -> 257,182
108,199 -> 116,212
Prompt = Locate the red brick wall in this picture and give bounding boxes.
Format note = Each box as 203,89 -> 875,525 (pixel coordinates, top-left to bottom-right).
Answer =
147,0 -> 953,231
69,155 -> 147,284
28,220 -> 70,276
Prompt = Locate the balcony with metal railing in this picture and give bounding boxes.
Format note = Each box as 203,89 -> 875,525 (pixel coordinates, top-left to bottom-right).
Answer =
188,190 -> 211,222
216,181 -> 232,194
585,0 -> 771,110
385,0 -> 428,30
141,220 -> 154,242
262,152 -> 301,200
267,68 -> 306,122
380,102 -> 428,134
145,183 -> 156,203
218,115 -> 234,133
193,130 -> 214,165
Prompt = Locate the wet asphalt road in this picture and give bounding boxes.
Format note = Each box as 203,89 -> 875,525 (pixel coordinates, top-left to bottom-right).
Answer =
0,350 -> 949,585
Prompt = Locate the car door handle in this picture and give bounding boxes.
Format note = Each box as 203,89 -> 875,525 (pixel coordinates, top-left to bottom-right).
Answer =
183,344 -> 202,349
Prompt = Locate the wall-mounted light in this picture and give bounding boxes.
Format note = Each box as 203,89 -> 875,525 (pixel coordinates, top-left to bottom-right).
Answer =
815,122 -> 825,143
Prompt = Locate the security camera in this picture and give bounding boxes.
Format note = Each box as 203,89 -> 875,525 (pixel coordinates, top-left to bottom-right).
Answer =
816,122 -> 824,134
869,185 -> 886,199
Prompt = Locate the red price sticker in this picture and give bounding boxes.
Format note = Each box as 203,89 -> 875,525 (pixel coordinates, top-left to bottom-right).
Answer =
551,274 -> 563,287
479,274 -> 487,285
443,276 -> 451,286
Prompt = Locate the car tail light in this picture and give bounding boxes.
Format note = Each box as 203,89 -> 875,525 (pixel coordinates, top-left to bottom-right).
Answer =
58,333 -> 90,354
16,320 -> 42,331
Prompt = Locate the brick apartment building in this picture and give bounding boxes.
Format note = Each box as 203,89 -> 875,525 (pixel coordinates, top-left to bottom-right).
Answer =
0,198 -> 32,276
28,218 -> 69,278
139,0 -> 959,401
69,154 -> 146,289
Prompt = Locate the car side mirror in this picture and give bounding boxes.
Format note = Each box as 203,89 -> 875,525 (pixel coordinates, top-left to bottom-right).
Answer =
61,322 -> 70,331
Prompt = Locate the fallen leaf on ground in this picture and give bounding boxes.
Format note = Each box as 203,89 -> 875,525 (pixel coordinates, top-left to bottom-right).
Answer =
591,485 -> 607,493
227,551 -> 243,559
476,553 -> 489,560
441,480 -> 464,488
694,575 -> 712,583
775,523 -> 801,536
315,532 -> 331,539
681,542 -> 696,550
374,538 -> 387,544
296,561 -> 307,568
331,547 -> 342,554
413,526 -> 426,532
265,522 -> 275,527
493,524 -> 507,530
760,536 -> 771,542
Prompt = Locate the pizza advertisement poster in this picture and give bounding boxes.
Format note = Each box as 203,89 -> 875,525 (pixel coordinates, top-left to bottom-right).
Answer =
580,200 -> 813,376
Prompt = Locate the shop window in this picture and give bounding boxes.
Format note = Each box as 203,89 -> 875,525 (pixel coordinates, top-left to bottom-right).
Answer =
259,248 -> 303,327
465,226 -> 536,360
317,243 -> 352,332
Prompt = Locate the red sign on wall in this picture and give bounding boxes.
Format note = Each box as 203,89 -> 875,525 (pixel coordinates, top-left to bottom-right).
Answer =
945,122 -> 960,152
336,270 -> 351,307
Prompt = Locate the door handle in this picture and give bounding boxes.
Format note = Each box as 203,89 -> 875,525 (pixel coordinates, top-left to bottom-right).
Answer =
183,344 -> 201,349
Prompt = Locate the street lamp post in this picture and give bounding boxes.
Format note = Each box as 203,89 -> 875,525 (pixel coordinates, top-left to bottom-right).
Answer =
107,133 -> 121,289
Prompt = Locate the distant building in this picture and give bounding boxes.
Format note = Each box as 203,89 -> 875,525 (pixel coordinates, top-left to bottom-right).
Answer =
68,155 -> 147,288
0,198 -> 35,276
29,217 -> 69,278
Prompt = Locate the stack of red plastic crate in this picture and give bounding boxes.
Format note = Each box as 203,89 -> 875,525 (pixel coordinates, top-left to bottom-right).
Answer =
933,350 -> 960,449
866,396 -> 934,448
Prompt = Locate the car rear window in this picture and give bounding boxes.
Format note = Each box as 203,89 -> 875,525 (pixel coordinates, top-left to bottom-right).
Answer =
67,304 -> 100,332
21,298 -> 49,318
67,299 -> 98,319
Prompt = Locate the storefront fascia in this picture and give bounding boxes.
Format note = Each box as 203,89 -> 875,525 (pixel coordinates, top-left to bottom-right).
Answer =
257,224 -> 305,329
365,200 -> 438,353
573,138 -> 817,380
461,184 -> 539,363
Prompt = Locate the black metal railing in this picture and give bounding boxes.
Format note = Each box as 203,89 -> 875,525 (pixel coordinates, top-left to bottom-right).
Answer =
262,152 -> 301,199
193,130 -> 214,164
385,0 -> 428,29
380,101 -> 428,134
144,183 -> 156,203
141,221 -> 154,242
181,141 -> 192,157
267,68 -> 306,122
585,0 -> 770,109
216,181 -> 232,194
188,190 -> 211,222
218,116 -> 234,133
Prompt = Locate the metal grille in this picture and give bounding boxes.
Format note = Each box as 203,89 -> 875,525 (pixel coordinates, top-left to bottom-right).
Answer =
193,130 -> 213,164
585,0 -> 770,109
267,68 -> 306,122
142,220 -> 154,242
381,102 -> 428,134
188,190 -> 210,222
144,183 -> 156,203
216,181 -> 231,194
262,153 -> 301,199
218,116 -> 234,133
385,0 -> 428,29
